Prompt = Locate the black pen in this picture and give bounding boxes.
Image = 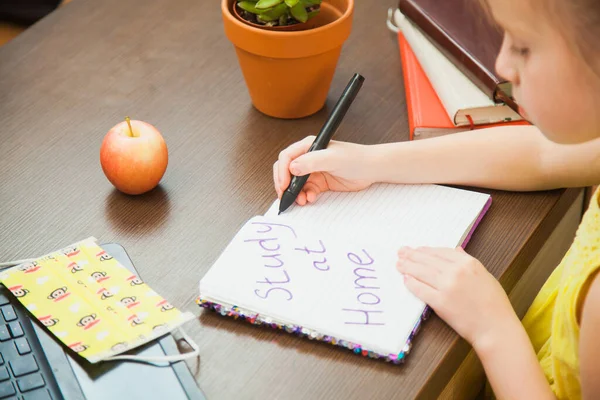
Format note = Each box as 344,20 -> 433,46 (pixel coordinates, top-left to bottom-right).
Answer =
278,73 -> 365,215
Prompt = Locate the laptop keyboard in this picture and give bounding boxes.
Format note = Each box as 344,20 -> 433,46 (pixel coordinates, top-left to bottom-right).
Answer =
0,287 -> 63,400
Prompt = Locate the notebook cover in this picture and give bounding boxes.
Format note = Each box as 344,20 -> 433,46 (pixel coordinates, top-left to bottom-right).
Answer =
196,196 -> 492,364
397,0 -> 515,109
398,32 -> 529,140
398,31 -> 454,140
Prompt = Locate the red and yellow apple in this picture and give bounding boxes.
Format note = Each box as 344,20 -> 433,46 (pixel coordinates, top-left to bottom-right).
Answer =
100,118 -> 168,195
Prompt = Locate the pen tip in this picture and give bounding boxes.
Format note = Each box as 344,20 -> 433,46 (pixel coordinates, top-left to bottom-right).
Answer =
278,211 -> 282,215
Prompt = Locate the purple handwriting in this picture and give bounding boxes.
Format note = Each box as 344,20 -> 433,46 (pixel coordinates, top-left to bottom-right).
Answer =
247,222 -> 295,301
251,221 -> 297,238
294,240 -> 330,271
342,249 -> 385,326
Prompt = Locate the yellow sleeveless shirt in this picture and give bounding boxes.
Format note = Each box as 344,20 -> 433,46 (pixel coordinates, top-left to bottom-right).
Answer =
522,188 -> 600,399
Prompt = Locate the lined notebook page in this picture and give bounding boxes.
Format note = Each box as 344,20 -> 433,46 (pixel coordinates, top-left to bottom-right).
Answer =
265,183 -> 490,249
199,216 -> 426,356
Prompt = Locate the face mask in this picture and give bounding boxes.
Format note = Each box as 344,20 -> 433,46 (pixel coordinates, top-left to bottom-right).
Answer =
0,237 -> 198,365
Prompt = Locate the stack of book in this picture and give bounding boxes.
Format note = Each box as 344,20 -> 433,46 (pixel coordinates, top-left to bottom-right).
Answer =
390,0 -> 530,140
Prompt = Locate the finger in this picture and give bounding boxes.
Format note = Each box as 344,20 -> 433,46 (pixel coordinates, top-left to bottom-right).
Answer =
303,181 -> 322,203
403,275 -> 439,306
277,136 -> 315,190
296,190 -> 308,206
396,258 -> 441,289
290,148 -> 335,176
416,247 -> 465,263
273,162 -> 282,198
398,247 -> 444,271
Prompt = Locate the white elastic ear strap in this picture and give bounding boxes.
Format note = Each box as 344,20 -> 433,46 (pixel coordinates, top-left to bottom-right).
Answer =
104,328 -> 200,366
0,257 -> 200,366
0,258 -> 36,268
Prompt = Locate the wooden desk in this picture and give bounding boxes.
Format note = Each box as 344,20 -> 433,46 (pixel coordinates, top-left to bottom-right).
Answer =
0,0 -> 583,398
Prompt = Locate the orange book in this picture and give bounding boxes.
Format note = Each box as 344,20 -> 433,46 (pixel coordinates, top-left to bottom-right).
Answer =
398,32 -> 528,140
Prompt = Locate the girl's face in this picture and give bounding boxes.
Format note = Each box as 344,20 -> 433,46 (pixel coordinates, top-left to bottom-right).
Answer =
490,0 -> 600,144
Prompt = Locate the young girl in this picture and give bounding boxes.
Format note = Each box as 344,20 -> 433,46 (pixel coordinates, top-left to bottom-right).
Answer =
272,0 -> 600,398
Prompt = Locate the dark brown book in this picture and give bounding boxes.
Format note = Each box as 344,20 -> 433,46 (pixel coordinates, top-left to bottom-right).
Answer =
398,0 -> 517,111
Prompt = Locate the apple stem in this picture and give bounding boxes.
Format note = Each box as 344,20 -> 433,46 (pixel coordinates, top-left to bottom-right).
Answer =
125,116 -> 136,137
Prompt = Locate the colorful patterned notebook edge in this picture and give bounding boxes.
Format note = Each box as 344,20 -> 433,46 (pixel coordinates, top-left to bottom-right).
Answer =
196,296 -> 431,364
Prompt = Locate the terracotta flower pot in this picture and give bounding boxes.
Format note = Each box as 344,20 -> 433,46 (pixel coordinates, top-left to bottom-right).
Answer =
221,0 -> 354,119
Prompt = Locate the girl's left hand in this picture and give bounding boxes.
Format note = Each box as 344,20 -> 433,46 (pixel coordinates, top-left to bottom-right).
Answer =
396,246 -> 518,348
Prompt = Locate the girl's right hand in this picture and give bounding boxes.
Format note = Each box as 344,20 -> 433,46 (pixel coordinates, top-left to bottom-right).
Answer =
273,136 -> 377,206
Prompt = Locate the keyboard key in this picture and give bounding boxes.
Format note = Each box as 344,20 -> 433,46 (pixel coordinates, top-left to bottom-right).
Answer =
23,388 -> 51,400
0,367 -> 8,382
0,306 -> 16,322
17,373 -> 45,392
0,353 -> 4,366
8,321 -> 25,337
8,321 -> 24,338
0,326 -> 9,342
0,381 -> 15,398
0,295 -> 9,306
15,338 -> 31,355
9,354 -> 38,377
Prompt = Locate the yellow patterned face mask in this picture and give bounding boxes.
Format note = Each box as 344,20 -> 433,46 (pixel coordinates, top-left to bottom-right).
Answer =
0,237 -> 196,364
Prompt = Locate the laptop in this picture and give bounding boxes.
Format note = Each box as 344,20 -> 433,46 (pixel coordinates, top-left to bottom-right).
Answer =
0,243 -> 206,400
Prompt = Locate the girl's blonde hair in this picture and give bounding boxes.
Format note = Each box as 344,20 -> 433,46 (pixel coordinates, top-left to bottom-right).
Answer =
482,0 -> 600,73
550,0 -> 600,71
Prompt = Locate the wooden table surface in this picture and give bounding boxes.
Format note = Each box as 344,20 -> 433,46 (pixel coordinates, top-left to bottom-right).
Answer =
0,0 -> 579,398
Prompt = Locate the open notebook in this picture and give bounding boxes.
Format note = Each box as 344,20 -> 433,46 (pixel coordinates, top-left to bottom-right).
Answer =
197,184 -> 491,364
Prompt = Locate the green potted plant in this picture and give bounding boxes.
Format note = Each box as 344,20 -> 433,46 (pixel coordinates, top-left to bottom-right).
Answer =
235,0 -> 322,29
221,0 -> 354,119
